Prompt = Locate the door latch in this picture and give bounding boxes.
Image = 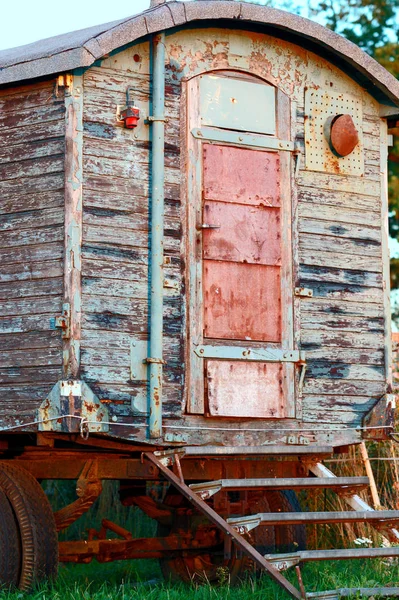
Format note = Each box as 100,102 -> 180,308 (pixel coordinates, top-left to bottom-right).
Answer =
50,303 -> 71,339
198,223 -> 221,230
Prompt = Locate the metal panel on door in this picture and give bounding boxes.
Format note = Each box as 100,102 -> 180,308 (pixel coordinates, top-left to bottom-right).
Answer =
203,144 -> 280,206
200,75 -> 276,135
206,360 -> 284,418
203,261 -> 281,342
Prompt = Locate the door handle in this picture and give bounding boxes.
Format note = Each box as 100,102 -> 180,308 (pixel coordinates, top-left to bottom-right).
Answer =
197,223 -> 221,230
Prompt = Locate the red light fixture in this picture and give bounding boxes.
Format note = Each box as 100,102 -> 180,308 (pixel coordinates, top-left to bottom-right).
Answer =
120,86 -> 140,129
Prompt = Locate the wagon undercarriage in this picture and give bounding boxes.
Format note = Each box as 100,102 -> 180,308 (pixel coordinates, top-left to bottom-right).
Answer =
0,438 -> 397,598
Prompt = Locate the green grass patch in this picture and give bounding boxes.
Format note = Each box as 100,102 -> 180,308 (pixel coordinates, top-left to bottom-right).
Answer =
0,559 -> 397,599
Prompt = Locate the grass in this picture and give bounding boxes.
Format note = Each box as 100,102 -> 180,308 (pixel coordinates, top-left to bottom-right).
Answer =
0,557 -> 396,599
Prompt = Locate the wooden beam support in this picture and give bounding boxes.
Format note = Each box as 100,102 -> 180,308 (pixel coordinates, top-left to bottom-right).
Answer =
63,74 -> 83,379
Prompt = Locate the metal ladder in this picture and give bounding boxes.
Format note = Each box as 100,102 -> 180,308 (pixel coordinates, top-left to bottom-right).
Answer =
145,451 -> 399,600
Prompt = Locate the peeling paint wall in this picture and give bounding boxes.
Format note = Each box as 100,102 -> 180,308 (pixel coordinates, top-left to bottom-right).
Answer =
0,79 -> 65,427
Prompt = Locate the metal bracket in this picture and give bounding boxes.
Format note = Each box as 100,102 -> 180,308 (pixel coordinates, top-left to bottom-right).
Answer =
192,127 -> 294,152
50,302 -> 71,339
37,380 -> 109,433
226,514 -> 262,533
146,115 -> 168,123
295,287 -> 313,298
194,345 -> 304,363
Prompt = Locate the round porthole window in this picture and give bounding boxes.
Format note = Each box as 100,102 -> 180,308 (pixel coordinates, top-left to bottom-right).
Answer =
329,113 -> 359,157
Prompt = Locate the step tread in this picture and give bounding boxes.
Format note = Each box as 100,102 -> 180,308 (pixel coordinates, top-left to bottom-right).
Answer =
189,477 -> 369,493
265,547 -> 399,563
227,510 -> 399,526
307,588 -> 399,600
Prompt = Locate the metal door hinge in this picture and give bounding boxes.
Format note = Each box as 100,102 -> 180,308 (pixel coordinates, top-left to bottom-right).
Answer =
50,303 -> 71,339
295,287 -> 313,298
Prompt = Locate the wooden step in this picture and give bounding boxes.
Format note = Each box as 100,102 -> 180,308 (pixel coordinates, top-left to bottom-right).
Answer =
189,476 -> 369,498
227,510 -> 399,530
264,547 -> 399,569
307,588 -> 399,600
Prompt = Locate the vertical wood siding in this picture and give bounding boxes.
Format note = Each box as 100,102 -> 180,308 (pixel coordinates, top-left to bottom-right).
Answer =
0,80 -> 65,422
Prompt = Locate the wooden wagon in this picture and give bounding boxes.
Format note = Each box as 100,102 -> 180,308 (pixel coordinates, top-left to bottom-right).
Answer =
1,0 -> 399,596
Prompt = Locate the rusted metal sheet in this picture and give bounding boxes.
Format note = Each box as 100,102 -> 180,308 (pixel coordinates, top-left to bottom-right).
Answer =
330,114 -> 359,157
203,261 -> 281,341
207,360 -> 285,418
203,144 -> 280,206
202,201 -> 281,265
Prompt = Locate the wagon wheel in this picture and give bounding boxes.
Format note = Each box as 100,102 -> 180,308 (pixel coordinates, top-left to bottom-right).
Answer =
0,487 -> 21,587
0,463 -> 58,591
157,489 -> 276,584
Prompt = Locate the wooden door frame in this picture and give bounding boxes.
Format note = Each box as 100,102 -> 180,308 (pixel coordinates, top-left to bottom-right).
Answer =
183,69 -> 295,417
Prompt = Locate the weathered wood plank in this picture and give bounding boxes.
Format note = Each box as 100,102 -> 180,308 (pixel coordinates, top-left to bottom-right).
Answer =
0,173 -> 64,200
0,384 -> 53,406
299,264 -> 382,288
0,330 -> 61,351
0,347 -> 62,368
0,260 -> 63,282
84,173 -> 179,202
0,208 -> 64,232
83,155 -> 180,185
82,296 -> 180,336
300,298 -> 383,317
302,394 -> 377,410
299,219 -> 381,243
82,272 -> 181,299
299,249 -> 381,273
84,137 -> 179,169
299,233 -> 381,258
0,86 -> 59,113
0,278 -> 62,300
0,120 -> 64,148
0,190 -> 64,216
298,187 -> 380,213
0,243 -> 63,266
0,155 -> 64,182
0,103 -> 64,130
0,366 -> 62,385
306,362 -> 384,381
301,329 -> 384,349
297,171 -> 380,197
304,347 -> 384,365
0,296 -> 61,317
0,139 -> 64,164
0,313 -> 58,334
299,281 -> 383,304
82,256 -> 147,279
83,223 -> 179,253
303,378 -> 386,396
0,225 -> 64,249
301,409 -> 363,425
298,203 -> 382,227
301,313 -> 384,333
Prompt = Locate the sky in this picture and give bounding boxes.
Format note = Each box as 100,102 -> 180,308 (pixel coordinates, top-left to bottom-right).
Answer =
0,0 -> 153,51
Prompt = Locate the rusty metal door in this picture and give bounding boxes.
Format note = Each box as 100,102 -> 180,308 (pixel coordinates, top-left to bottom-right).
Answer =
187,73 -> 296,419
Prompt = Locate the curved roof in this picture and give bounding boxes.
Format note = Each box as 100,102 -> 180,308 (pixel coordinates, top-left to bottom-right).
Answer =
1,0 -> 399,106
